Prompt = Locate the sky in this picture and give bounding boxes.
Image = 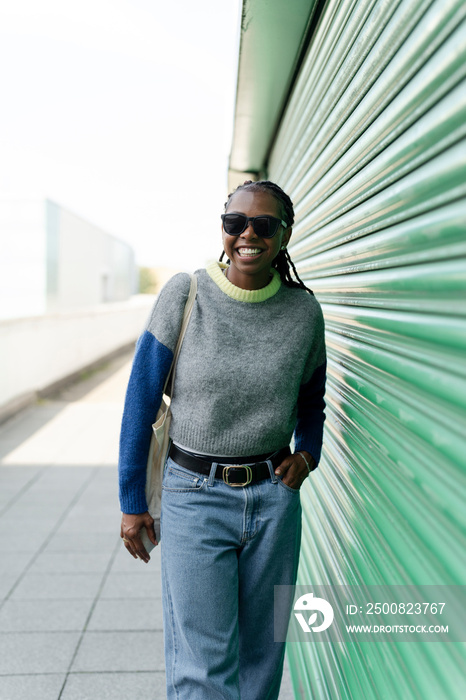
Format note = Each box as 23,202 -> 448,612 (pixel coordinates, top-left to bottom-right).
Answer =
0,0 -> 241,272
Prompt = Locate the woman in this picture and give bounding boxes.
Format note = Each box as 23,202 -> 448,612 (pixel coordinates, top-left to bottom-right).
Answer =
118,180 -> 326,700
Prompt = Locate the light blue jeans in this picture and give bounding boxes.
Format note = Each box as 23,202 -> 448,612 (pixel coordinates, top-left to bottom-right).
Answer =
160,454 -> 302,700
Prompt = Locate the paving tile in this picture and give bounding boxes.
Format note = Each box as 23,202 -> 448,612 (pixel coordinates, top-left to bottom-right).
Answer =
64,506 -> 120,523
80,475 -> 117,489
0,484 -> 36,500
87,495 -> 119,507
33,466 -> 94,484
2,504 -> 68,521
0,481 -> 35,495
32,475 -> 87,487
0,632 -> 80,673
38,483 -> 90,496
71,631 -> 165,672
0,674 -> 65,700
0,599 -> 92,632
0,552 -> 35,576
0,504 -> 60,529
78,496 -> 119,509
16,485 -> 80,500
12,493 -> 76,509
0,496 -> 16,510
90,487 -> 119,499
76,504 -> 119,517
0,575 -> 18,600
87,599 -> 163,631
57,516 -> 120,534
100,573 -> 162,599
0,465 -> 41,478
0,475 -> 39,491
0,531 -> 49,552
0,489 -> 30,505
44,532 -> 119,552
61,671 -> 167,699
92,468 -> 118,483
0,664 -> 288,700
0,513 -> 58,539
79,473 -> 117,488
10,573 -> 104,600
67,499 -> 118,513
28,549 -> 114,574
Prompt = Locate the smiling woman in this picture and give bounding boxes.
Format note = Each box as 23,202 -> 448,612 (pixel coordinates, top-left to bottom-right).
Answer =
220,180 -> 313,294
221,188 -> 290,289
118,180 -> 327,700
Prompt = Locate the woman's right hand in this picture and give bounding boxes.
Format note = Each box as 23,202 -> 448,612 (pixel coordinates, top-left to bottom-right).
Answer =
120,511 -> 157,563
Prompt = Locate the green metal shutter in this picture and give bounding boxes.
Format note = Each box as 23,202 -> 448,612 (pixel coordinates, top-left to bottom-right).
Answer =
267,0 -> 466,697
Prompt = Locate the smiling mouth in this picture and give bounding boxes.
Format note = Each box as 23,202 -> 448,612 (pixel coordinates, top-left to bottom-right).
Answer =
236,247 -> 263,257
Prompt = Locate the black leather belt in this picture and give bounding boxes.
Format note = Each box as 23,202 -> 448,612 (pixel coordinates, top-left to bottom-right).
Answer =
168,443 -> 291,487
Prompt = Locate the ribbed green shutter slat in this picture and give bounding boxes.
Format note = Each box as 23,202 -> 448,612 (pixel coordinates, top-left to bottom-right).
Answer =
298,488 -> 465,696
324,304 -> 466,354
308,259 -> 465,315
325,366 -> 465,517
327,327 -> 466,413
290,143 -> 466,251
292,84 -> 465,230
265,0 -> 466,695
273,0 -> 465,190
298,204 -> 465,277
289,28 -> 466,215
325,316 -> 466,397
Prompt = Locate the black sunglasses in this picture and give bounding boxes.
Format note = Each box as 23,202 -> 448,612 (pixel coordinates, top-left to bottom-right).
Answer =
221,213 -> 287,239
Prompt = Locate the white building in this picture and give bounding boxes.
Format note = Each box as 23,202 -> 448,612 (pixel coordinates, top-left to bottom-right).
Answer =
0,197 -> 137,319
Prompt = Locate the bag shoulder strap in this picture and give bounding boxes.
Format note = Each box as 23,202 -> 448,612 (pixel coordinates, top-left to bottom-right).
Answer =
163,273 -> 197,397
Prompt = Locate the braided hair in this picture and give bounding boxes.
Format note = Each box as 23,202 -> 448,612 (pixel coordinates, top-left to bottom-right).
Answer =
219,180 -> 313,295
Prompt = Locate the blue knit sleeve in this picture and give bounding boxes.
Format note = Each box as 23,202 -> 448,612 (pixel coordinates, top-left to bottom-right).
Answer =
293,359 -> 327,467
118,330 -> 173,513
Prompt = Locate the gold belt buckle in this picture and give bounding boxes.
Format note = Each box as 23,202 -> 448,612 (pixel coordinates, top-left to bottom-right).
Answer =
222,465 -> 253,487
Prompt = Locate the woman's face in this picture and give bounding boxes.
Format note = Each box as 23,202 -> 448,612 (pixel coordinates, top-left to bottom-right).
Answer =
222,189 -> 291,290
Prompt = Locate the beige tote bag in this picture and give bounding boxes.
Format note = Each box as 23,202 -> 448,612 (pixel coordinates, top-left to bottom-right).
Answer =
140,274 -> 197,552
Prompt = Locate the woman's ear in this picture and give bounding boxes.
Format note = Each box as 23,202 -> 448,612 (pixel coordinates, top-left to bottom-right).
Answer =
283,227 -> 292,247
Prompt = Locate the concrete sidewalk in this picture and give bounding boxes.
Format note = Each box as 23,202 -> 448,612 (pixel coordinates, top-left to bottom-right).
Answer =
0,353 -> 295,700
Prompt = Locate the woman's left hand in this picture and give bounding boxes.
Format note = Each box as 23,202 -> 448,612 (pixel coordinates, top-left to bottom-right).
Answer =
274,450 -> 316,490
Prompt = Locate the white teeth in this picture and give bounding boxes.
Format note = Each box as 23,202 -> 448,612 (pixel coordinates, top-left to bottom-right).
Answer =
238,248 -> 261,256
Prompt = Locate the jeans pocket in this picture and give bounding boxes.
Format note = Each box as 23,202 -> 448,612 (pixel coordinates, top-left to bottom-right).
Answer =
276,475 -> 301,495
162,458 -> 206,493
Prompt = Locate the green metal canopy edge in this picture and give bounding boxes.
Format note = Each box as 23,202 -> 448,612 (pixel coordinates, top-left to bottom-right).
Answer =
228,0 -> 319,190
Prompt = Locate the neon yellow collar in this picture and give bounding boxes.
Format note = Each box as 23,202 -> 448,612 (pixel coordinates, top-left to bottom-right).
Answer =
206,260 -> 281,303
